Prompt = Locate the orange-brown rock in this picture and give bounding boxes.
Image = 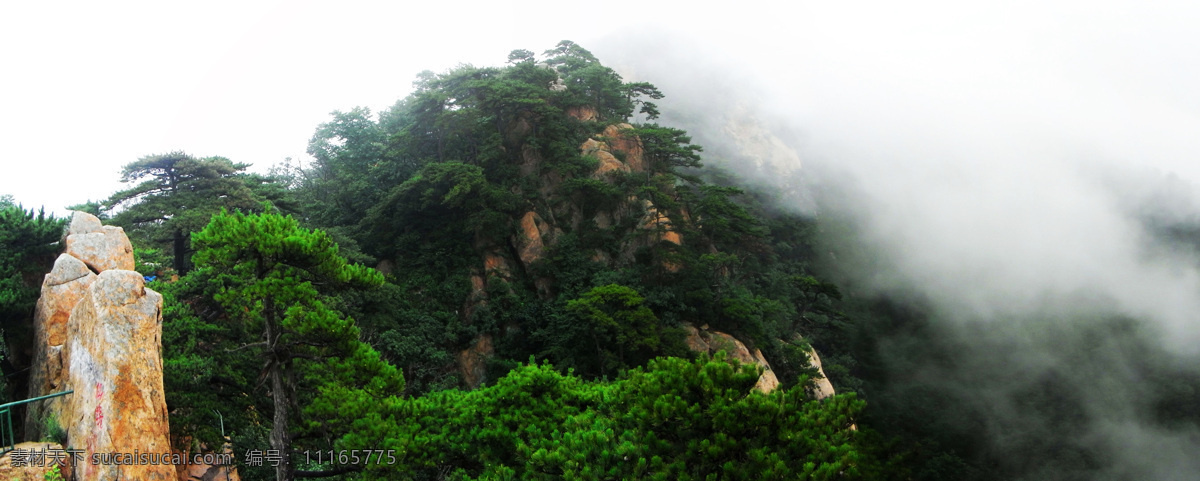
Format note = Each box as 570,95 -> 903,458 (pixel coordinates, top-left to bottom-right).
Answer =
174,439 -> 240,481
0,442 -> 73,481
457,334 -> 494,389
581,138 -> 629,177
37,255 -> 95,346
64,270 -> 173,481
63,216 -> 134,272
683,324 -> 779,393
639,200 -> 683,246
484,253 -> 508,274
513,211 -> 558,296
27,212 -> 129,440
25,254 -> 97,440
580,124 -> 646,179
515,212 -> 547,266
600,123 -> 644,172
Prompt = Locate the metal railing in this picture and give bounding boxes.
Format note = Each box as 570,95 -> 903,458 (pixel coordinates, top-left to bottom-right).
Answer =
0,390 -> 73,453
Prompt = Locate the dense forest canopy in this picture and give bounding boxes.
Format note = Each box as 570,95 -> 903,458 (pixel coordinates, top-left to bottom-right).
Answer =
3,40 -> 1199,481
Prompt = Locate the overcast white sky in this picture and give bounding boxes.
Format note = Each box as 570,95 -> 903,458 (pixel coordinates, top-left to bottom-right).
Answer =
1,0 -> 1198,216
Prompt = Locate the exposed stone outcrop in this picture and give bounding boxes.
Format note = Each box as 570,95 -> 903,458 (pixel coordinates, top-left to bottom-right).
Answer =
576,124 -> 685,271
513,211 -> 558,296
683,324 -> 779,393
800,337 -> 837,400
461,273 -> 488,322
24,212 -> 174,481
0,442 -> 72,481
26,211 -> 133,439
683,324 -> 838,399
65,269 -> 173,480
63,225 -> 134,273
457,334 -> 494,389
639,199 -> 683,246
600,124 -> 645,172
174,438 -> 240,481
581,123 -> 645,179
582,137 -> 629,177
520,144 -> 542,178
24,254 -> 97,440
450,116 -> 707,389
483,252 -> 512,277
65,213 -> 104,237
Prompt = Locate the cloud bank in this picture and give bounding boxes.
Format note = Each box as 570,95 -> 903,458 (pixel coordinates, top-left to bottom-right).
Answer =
593,3 -> 1200,477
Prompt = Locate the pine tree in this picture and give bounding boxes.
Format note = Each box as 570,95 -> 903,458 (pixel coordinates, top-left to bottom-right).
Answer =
191,210 -> 400,480
104,152 -> 273,274
0,201 -> 64,396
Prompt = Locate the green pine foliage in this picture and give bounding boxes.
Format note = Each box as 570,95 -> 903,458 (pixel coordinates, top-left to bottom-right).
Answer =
103,152 -> 288,275
0,201 -> 65,386
294,42 -> 850,390
185,210 -> 402,480
315,354 -> 870,481
123,41 -> 897,480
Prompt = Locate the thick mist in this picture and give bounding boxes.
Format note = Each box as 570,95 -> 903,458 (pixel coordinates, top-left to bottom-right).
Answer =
593,7 -> 1200,479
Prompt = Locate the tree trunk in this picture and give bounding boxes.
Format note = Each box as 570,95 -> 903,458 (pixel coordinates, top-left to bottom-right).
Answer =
271,360 -> 293,481
263,288 -> 293,481
172,229 -> 188,275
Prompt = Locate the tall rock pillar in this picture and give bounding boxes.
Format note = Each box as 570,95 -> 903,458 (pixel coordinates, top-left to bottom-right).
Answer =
23,212 -> 174,480
65,270 -> 173,480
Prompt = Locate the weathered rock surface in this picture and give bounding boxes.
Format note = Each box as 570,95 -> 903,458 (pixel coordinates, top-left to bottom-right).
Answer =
515,211 -> 547,266
28,211 -> 176,479
601,123 -> 644,172
682,324 -> 839,398
802,338 -> 837,400
514,211 -> 557,296
65,269 -> 173,480
581,123 -> 644,179
24,254 -> 97,440
722,106 -> 802,171
461,272 -> 488,322
582,138 -> 629,177
65,212 -> 104,237
174,439 -> 240,481
683,324 -> 779,393
0,442 -> 73,481
639,199 -> 683,246
457,334 -> 494,389
63,216 -> 134,273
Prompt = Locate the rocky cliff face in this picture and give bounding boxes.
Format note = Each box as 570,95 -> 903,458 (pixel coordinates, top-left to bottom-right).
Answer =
455,111 -> 686,387
683,324 -> 780,393
24,212 -> 175,481
450,99 -> 799,392
682,323 -> 837,399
